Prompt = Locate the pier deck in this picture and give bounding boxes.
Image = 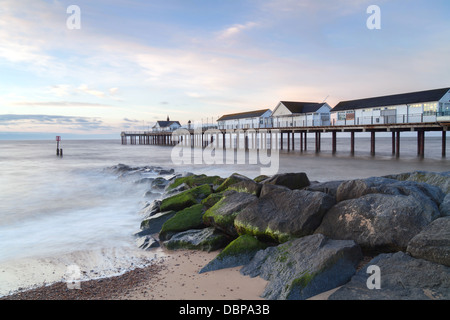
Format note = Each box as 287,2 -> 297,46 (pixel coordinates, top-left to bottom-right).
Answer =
121,122 -> 449,158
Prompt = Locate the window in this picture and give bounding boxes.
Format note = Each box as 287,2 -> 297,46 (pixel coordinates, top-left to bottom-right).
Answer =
338,112 -> 346,121
423,102 -> 437,116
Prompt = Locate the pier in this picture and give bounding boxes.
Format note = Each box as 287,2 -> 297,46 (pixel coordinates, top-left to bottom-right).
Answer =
121,122 -> 449,158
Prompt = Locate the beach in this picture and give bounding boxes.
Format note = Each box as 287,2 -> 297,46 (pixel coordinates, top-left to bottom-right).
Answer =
2,249 -> 268,300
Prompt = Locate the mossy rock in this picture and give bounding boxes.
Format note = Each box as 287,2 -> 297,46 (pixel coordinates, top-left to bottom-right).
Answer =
254,175 -> 269,183
203,191 -> 257,237
159,204 -> 206,241
168,174 -> 225,191
201,192 -> 225,209
163,228 -> 229,252
160,184 -> 212,212
199,235 -> 268,273
215,173 -> 251,193
226,180 -> 262,197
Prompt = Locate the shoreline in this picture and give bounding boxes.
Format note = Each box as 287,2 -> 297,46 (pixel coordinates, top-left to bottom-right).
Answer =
1,248 -> 269,301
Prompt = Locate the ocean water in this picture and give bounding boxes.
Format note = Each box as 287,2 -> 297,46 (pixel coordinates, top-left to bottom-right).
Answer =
0,137 -> 449,296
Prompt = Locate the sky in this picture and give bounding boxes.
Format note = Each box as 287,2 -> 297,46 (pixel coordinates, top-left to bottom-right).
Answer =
0,0 -> 449,139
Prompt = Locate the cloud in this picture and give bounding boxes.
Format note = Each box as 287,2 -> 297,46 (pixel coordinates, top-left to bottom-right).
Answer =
218,21 -> 259,39
0,114 -> 111,131
12,101 -> 114,108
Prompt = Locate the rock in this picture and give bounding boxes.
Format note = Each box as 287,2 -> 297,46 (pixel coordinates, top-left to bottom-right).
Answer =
329,252 -> 450,300
306,180 -> 345,198
215,173 -> 252,193
201,192 -> 225,210
235,189 -> 336,243
259,184 -> 291,197
167,174 -> 225,191
199,235 -> 268,274
137,210 -> 176,237
159,204 -> 206,241
136,235 -> 160,250
159,184 -> 212,212
134,177 -> 155,185
241,234 -> 362,300
262,172 -> 310,190
315,193 -> 441,252
203,191 -> 257,237
440,194 -> 450,217
253,175 -> 269,183
407,217 -> 450,267
336,177 -> 445,206
385,170 -> 450,194
158,168 -> 174,175
226,180 -> 262,197
139,200 -> 161,218
151,177 -> 170,191
163,228 -> 229,252
163,183 -> 189,197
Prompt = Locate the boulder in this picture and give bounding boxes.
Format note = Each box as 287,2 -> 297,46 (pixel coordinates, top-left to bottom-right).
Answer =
336,177 -> 444,206
259,184 -> 291,197
136,210 -> 176,237
315,193 -> 441,252
440,194 -> 450,217
226,180 -> 262,197
199,235 -> 268,274
159,184 -> 212,212
235,189 -> 336,243
253,175 -> 269,183
385,170 -> 450,194
407,217 -> 450,267
163,228 -> 229,252
329,252 -> 450,300
159,204 -> 206,241
151,177 -> 170,191
306,180 -> 345,198
139,200 -> 161,218
203,191 -> 257,237
201,192 -> 225,210
167,174 -> 225,191
241,234 -> 362,300
136,235 -> 160,250
262,172 -> 310,190
215,173 -> 252,193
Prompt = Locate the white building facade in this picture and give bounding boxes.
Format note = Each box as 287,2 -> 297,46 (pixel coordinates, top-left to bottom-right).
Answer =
217,109 -> 272,130
331,88 -> 450,126
271,101 -> 332,128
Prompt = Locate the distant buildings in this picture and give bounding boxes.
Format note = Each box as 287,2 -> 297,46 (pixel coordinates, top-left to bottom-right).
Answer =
217,109 -> 272,130
152,116 -> 181,132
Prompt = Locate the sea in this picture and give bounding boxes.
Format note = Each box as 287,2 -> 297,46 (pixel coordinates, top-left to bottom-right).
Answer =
0,135 -> 449,297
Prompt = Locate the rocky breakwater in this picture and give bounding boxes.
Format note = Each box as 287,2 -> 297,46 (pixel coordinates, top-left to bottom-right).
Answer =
132,168 -> 450,300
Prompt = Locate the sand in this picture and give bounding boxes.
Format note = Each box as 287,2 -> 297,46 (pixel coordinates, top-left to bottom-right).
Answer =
1,248 -> 268,300
116,248 -> 268,300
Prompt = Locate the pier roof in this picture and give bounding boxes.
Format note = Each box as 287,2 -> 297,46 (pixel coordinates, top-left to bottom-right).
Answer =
217,109 -> 271,121
333,87 -> 450,112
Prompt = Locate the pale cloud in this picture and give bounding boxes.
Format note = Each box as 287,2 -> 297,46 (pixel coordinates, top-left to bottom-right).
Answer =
77,84 -> 106,98
218,21 -> 259,39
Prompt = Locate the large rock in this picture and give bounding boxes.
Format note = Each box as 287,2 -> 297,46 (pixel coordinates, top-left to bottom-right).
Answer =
226,180 -> 262,197
262,172 -> 310,190
235,189 -> 336,243
329,252 -> 450,300
203,191 -> 257,237
199,235 -> 268,274
215,173 -> 252,193
335,177 -> 444,206
440,194 -> 450,217
407,217 -> 450,267
139,200 -> 161,219
166,174 -> 225,191
241,234 -> 362,300
315,193 -> 441,252
136,210 -> 176,237
306,180 -> 345,198
159,184 -> 212,212
385,170 -> 450,194
159,204 -> 206,241
136,235 -> 160,250
163,228 -> 229,252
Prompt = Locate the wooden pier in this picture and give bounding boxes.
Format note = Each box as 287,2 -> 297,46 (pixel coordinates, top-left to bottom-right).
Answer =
121,122 -> 449,158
